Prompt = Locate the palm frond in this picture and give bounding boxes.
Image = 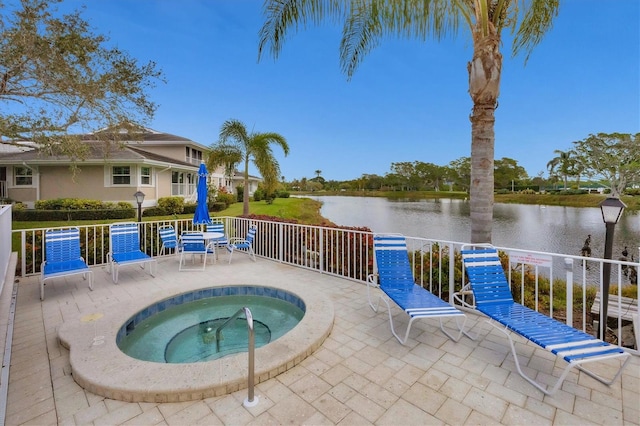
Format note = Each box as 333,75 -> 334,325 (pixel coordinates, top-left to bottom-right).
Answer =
219,118 -> 250,148
340,1 -> 382,79
340,0 -> 463,79
512,0 -> 559,61
258,0 -> 345,61
251,132 -> 290,156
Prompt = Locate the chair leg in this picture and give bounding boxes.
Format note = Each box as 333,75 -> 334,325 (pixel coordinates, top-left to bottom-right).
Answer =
40,277 -> 46,301
112,264 -> 119,284
486,319 -> 630,396
437,316 -> 476,342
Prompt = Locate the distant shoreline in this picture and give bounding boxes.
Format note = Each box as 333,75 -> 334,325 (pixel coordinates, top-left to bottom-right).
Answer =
294,191 -> 640,211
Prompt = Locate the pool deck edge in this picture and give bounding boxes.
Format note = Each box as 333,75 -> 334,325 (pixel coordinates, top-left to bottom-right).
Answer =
58,281 -> 334,403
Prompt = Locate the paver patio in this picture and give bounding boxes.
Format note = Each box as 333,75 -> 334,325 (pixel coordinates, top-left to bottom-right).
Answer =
4,256 -> 639,425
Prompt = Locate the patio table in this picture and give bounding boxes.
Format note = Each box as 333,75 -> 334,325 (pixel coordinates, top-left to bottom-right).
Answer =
202,231 -> 224,259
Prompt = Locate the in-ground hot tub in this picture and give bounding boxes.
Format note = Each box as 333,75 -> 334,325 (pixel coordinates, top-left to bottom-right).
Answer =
117,286 -> 306,363
58,283 -> 333,402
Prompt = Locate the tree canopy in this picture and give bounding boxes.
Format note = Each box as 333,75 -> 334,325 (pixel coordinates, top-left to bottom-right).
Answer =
572,133 -> 640,197
0,0 -> 164,157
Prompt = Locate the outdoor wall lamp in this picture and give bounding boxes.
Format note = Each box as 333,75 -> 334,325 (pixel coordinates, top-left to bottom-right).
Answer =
598,196 -> 626,339
133,191 -> 145,222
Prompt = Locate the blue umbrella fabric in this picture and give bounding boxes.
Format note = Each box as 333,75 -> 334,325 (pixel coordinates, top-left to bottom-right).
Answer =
193,163 -> 211,225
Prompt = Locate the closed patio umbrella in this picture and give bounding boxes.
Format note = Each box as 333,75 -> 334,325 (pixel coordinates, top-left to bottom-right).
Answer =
193,162 -> 211,226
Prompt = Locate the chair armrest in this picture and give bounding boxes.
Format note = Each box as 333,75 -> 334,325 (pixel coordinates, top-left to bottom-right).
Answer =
366,273 -> 378,287
229,237 -> 246,244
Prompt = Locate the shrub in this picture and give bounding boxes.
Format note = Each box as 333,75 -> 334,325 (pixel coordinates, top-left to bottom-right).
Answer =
157,197 -> 184,214
183,203 -> 197,214
117,201 -> 133,209
14,201 -> 27,210
216,192 -> 235,207
253,188 -> 264,202
142,207 -> 167,217
236,186 -> 244,202
210,202 -> 226,212
13,208 -> 135,221
276,190 -> 290,198
519,188 -> 536,194
35,198 -> 102,210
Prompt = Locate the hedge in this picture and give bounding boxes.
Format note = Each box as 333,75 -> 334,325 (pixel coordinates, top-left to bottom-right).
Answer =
13,208 -> 135,221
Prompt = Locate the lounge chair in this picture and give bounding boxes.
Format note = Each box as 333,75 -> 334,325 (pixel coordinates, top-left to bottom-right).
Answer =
158,225 -> 180,256
461,244 -> 631,395
226,225 -> 257,263
107,222 -> 156,283
179,232 -> 213,271
205,221 -> 229,249
40,227 -> 93,300
367,234 -> 472,345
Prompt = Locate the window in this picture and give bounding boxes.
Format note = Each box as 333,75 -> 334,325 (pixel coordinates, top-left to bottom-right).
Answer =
172,171 -> 184,195
186,147 -> 203,165
14,166 -> 32,186
140,166 -> 152,185
112,166 -> 131,185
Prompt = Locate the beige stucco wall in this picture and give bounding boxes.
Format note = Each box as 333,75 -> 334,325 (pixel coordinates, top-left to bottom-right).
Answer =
7,187 -> 36,205
39,165 -> 157,206
40,166 -> 105,199
139,146 -> 187,161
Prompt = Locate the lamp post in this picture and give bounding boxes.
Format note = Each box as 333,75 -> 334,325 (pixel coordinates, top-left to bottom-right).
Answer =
133,191 -> 145,223
598,196 -> 626,339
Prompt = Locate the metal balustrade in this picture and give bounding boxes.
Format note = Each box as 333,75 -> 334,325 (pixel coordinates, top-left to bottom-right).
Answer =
10,216 -> 640,353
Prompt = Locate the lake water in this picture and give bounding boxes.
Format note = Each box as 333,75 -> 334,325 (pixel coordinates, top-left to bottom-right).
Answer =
302,195 -> 640,260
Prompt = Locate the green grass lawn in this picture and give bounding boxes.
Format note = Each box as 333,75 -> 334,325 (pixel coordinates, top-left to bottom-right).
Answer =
11,197 -> 326,231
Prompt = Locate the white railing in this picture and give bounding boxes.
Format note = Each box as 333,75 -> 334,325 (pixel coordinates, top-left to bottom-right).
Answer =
11,216 -> 640,352
0,205 -> 11,294
0,181 -> 6,199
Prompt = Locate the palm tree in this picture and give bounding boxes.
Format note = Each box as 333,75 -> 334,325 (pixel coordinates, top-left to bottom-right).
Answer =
546,158 -> 560,190
258,1 -> 559,243
315,169 -> 322,179
209,119 -> 289,216
548,149 -> 574,190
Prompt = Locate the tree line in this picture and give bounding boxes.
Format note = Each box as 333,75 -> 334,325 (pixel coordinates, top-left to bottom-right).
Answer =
290,133 -> 640,194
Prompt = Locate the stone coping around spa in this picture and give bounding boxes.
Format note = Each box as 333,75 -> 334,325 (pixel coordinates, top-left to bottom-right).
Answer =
58,281 -> 334,403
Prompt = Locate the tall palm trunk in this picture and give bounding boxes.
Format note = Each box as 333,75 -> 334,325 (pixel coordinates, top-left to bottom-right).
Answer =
468,26 -> 502,244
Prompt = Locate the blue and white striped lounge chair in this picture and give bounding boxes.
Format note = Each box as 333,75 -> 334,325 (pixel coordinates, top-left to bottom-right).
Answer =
158,225 -> 180,256
461,244 -> 631,395
367,234 -> 472,345
226,225 -> 257,264
179,232 -> 213,271
40,227 -> 93,300
107,222 -> 156,283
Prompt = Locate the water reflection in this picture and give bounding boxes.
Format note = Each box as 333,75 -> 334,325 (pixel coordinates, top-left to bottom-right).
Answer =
303,195 -> 640,259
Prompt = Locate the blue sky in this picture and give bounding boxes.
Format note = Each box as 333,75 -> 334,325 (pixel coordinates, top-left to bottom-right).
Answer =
58,0 -> 639,181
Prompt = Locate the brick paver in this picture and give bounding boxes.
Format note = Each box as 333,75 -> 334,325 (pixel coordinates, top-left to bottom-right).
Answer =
5,257 -> 639,425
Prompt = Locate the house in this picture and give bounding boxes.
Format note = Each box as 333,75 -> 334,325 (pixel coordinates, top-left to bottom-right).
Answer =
0,125 -> 262,208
